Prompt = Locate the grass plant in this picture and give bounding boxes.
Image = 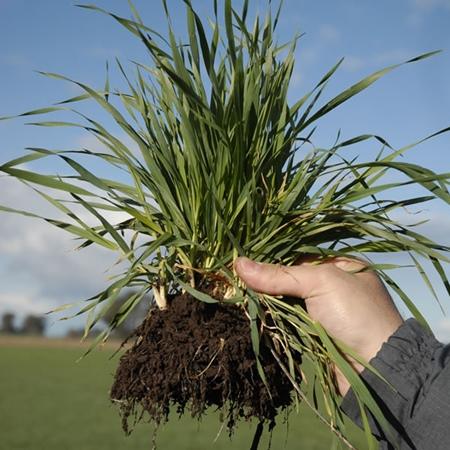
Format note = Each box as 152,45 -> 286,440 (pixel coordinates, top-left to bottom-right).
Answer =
1,1 -> 449,448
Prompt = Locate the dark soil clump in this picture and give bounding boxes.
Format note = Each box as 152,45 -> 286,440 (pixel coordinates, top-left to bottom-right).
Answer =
111,291 -> 300,434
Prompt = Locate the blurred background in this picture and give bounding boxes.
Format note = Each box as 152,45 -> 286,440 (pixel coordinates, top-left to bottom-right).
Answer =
0,0 -> 449,449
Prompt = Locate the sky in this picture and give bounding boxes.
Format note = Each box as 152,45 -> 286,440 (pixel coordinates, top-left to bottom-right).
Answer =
0,0 -> 449,338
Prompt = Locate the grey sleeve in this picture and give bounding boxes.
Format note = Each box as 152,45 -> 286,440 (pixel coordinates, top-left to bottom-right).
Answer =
341,318 -> 450,450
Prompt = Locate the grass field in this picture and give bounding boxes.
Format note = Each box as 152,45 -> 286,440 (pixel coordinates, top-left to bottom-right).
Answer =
0,338 -> 366,450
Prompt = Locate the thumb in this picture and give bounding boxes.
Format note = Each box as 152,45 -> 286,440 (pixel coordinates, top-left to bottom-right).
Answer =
234,257 -> 316,299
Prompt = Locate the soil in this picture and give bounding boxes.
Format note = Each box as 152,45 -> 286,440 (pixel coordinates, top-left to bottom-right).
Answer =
110,289 -> 301,437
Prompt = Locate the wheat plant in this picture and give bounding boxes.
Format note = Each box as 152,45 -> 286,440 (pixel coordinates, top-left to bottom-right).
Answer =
1,1 -> 449,448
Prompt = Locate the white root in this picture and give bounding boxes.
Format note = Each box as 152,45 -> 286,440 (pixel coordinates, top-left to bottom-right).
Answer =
153,285 -> 167,310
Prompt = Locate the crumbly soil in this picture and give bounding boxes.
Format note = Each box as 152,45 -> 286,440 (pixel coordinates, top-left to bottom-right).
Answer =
110,290 -> 300,435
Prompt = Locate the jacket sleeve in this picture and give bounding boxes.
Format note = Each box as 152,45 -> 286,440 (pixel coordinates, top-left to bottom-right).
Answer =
341,318 -> 450,450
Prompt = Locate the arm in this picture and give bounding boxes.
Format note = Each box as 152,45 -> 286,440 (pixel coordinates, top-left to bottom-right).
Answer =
234,256 -> 450,449
342,319 -> 450,450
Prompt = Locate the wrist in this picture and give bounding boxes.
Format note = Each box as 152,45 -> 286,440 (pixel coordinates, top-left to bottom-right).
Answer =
358,317 -> 404,365
337,318 -> 404,396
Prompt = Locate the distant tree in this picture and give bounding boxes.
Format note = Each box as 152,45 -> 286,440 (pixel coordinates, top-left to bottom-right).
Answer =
65,328 -> 84,339
101,290 -> 152,340
1,312 -> 16,334
66,327 -> 103,340
21,315 -> 46,336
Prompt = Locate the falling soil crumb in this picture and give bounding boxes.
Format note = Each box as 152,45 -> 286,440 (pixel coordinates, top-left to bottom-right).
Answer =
110,291 -> 300,435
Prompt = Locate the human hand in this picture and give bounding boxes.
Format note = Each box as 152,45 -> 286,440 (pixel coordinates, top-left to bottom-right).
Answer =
234,256 -> 404,395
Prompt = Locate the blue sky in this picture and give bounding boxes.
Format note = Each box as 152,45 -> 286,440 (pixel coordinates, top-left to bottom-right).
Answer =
0,0 -> 449,338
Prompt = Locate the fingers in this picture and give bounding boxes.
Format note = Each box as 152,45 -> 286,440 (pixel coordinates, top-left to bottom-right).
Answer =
234,257 -> 316,298
296,253 -> 368,273
331,256 -> 369,273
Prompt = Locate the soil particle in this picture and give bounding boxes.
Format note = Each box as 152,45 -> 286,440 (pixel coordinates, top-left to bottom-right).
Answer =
111,291 -> 300,434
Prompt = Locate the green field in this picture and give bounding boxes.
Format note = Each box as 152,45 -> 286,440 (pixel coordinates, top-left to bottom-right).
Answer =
0,341 -> 366,450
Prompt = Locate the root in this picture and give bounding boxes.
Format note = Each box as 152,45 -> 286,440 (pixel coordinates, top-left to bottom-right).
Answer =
110,291 -> 301,435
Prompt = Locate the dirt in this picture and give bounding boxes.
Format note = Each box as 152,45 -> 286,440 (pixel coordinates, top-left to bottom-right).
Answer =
110,289 -> 301,437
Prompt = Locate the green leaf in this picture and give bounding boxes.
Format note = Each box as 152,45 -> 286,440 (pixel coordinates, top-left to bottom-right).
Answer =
1,3 -> 448,446
315,323 -> 396,444
1,167 -> 95,196
169,272 -> 218,304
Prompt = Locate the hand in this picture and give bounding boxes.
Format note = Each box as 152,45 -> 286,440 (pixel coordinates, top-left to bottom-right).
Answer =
234,256 -> 404,395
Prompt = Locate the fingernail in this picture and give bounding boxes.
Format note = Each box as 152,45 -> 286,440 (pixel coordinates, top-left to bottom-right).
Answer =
236,257 -> 261,274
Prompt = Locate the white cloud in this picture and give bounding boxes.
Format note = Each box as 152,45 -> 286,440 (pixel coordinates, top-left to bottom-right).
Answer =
295,47 -> 411,76
318,24 -> 340,43
0,177 -> 128,334
435,318 -> 450,343
341,49 -> 411,73
407,0 -> 450,26
373,49 -> 411,65
0,291 -> 53,316
342,55 -> 366,72
393,209 -> 450,247
77,133 -> 110,154
293,24 -> 340,72
298,47 -> 319,66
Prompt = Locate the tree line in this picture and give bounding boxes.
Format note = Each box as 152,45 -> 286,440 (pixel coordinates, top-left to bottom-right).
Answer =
1,312 -> 46,336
